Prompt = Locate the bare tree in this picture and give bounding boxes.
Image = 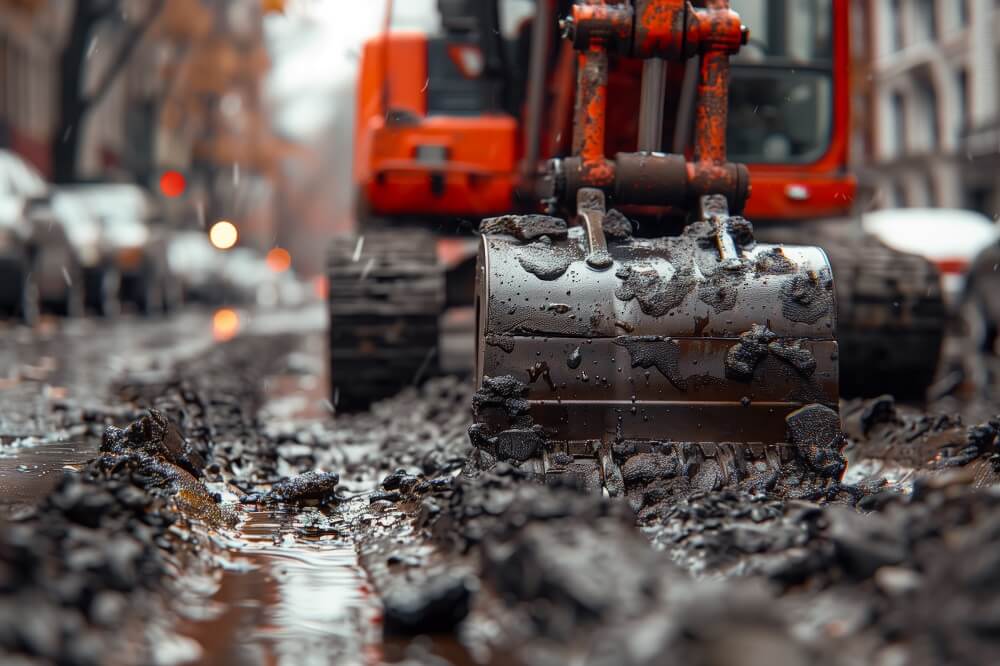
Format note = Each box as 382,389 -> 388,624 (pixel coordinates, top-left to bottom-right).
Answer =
51,0 -> 165,183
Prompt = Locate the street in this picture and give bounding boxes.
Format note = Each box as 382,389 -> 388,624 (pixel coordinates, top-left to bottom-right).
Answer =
0,304 -> 996,665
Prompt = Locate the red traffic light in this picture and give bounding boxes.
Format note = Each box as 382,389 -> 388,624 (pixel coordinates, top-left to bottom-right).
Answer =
159,171 -> 186,198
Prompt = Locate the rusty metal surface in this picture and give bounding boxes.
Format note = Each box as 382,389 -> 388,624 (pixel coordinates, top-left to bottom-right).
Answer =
571,48 -> 615,189
552,0 -> 751,212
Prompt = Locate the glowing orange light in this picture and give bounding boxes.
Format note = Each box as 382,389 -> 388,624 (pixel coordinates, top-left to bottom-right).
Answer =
262,0 -> 285,14
209,221 -> 239,250
266,247 -> 292,273
212,308 -> 240,341
313,274 -> 328,300
159,170 -> 186,198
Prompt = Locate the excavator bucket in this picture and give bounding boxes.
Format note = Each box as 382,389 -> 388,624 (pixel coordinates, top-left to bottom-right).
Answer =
469,0 -> 846,498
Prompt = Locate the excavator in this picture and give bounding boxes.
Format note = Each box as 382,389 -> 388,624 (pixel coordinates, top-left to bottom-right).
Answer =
329,0 -> 945,467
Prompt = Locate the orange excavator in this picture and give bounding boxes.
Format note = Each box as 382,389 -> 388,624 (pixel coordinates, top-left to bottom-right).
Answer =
328,0 -> 944,414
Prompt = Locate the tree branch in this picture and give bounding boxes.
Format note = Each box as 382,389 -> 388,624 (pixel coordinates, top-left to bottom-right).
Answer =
84,0 -> 166,111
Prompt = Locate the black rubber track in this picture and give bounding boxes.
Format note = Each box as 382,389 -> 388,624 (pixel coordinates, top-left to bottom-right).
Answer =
327,229 -> 444,411
761,227 -> 946,400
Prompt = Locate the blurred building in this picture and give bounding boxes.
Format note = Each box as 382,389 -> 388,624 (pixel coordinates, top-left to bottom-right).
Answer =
855,0 -> 1000,214
0,0 -> 287,247
0,0 -> 68,175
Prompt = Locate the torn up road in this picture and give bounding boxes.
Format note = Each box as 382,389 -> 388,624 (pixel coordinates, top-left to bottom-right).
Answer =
1,308 -> 1000,665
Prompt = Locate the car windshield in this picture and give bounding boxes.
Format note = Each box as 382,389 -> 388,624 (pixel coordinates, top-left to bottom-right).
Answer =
0,151 -> 47,198
727,0 -> 834,164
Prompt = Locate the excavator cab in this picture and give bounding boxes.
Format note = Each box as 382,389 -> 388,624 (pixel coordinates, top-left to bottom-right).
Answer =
331,0 -> 938,452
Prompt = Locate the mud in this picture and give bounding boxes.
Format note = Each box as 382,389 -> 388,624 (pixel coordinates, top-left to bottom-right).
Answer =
843,395 -> 1000,480
615,335 -> 687,390
0,405 -> 219,665
471,375 -> 531,422
697,270 -> 742,313
601,209 -> 634,239
781,269 -> 835,324
615,262 -> 695,317
725,323 -> 775,380
480,214 -> 568,242
6,307 -> 1000,665
515,243 -> 574,281
100,408 -> 206,479
485,333 -> 515,353
249,470 -> 341,505
754,246 -> 798,275
726,324 -> 818,381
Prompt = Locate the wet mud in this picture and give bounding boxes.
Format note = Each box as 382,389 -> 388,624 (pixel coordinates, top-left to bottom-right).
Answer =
480,214 -> 568,242
3,307 -> 1000,665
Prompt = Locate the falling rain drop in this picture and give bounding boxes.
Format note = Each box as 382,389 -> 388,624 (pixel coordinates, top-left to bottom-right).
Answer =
359,257 -> 375,281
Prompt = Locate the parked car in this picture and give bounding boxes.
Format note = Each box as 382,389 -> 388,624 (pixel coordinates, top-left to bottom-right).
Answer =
50,190 -> 120,316
225,247 -> 306,308
0,150 -> 84,322
62,184 -> 177,315
167,230 -> 228,305
0,149 -> 47,199
862,208 -> 1000,307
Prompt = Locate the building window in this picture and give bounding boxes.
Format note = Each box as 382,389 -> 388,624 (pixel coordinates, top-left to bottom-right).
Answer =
914,76 -> 938,151
957,67 -> 969,133
966,187 -> 991,216
917,0 -> 937,41
890,0 -> 904,51
892,181 -> 908,207
923,172 -> 937,207
891,92 -> 907,156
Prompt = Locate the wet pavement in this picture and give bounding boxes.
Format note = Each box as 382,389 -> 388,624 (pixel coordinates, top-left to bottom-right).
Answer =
2,304 -> 1000,665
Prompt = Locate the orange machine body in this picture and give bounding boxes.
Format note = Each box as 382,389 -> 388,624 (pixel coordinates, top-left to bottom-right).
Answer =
352,0 -> 854,225
741,0 -> 855,221
353,33 -> 520,219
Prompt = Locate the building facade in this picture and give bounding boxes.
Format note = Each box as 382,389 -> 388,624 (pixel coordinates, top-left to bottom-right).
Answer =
0,0 -> 69,175
858,0 -> 1000,214
0,0 -> 284,247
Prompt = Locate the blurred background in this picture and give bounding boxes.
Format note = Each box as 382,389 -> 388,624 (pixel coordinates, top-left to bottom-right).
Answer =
0,0 -> 997,289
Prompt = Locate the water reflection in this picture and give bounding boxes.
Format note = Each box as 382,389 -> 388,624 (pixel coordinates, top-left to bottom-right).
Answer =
172,508 -> 382,666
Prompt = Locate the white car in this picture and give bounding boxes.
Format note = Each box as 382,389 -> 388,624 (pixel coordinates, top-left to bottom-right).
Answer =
51,190 -> 120,316
0,150 -> 84,320
62,184 -> 177,315
862,208 -> 999,306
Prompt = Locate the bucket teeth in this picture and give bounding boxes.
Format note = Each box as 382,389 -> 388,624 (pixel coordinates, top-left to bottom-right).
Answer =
472,433 -> 847,500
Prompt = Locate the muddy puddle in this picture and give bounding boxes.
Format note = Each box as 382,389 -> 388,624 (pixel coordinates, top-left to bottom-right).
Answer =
169,506 -> 382,666
167,328 -> 385,666
0,436 -> 93,511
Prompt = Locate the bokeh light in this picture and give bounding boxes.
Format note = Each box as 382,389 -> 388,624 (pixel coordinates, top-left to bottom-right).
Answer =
159,170 -> 186,198
262,0 -> 286,14
266,247 -> 292,273
209,221 -> 239,250
212,308 -> 241,342
313,274 -> 328,300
